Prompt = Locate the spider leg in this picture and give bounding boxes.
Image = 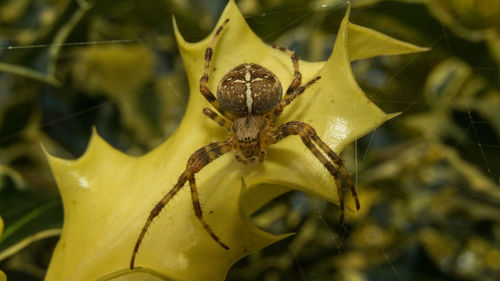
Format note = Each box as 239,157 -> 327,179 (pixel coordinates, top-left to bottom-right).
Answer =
130,140 -> 233,269
272,46 -> 302,95
308,133 -> 360,211
203,107 -> 232,131
188,174 -> 229,249
130,172 -> 187,270
273,121 -> 360,224
200,18 -> 237,120
270,76 -> 321,121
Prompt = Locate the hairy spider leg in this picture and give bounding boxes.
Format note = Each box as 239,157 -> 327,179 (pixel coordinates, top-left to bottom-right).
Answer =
203,107 -> 232,131
130,140 -> 233,269
270,76 -> 321,123
188,174 -> 229,249
200,19 -> 238,120
309,133 -> 360,211
272,46 -> 302,95
274,121 -> 358,224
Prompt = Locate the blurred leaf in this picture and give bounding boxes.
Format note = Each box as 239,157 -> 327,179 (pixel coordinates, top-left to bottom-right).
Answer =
72,44 -> 154,97
487,36 -> 500,67
43,1 -> 426,280
0,216 -> 6,280
0,171 -> 62,261
426,0 -> 500,41
72,44 -> 156,144
47,0 -> 91,76
0,0 -> 30,24
0,0 -> 71,44
0,62 -> 59,86
423,58 -> 471,108
0,0 -> 90,86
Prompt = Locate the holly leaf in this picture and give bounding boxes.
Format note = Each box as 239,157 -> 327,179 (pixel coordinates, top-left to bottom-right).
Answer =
44,1 -> 427,280
0,216 -> 7,281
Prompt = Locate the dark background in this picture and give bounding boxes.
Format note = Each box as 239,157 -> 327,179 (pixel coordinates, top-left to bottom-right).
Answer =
0,0 -> 499,280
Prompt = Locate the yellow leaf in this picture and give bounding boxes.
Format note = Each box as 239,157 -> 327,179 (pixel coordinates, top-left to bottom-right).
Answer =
72,45 -> 154,97
0,216 -> 7,281
44,1 -> 427,280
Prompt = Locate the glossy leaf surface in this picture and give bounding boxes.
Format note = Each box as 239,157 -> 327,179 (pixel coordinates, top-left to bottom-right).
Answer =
45,1 -> 426,280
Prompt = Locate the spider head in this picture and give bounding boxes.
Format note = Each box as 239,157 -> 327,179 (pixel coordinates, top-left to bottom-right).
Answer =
217,63 -> 282,116
232,116 -> 268,158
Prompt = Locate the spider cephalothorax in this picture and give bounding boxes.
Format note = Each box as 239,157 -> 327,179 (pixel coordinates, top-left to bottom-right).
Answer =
130,18 -> 360,269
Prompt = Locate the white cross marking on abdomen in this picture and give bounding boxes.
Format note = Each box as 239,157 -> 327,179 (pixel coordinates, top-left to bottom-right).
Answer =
244,66 -> 253,113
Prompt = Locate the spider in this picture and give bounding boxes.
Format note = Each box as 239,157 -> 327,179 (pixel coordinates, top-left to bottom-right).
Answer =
130,18 -> 360,269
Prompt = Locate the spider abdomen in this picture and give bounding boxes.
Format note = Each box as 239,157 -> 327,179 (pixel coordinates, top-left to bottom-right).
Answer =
217,63 -> 282,116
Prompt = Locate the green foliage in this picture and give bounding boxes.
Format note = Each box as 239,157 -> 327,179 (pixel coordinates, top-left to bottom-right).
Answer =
0,0 -> 499,280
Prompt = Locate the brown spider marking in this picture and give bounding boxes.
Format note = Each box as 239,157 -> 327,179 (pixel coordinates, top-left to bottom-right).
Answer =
130,18 -> 360,269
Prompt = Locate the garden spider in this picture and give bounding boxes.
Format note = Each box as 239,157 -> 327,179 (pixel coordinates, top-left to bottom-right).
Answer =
130,18 -> 360,269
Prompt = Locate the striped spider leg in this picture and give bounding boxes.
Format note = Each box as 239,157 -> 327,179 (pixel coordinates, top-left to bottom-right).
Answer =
272,121 -> 360,225
130,17 -> 360,270
269,46 -> 360,223
130,140 -> 233,269
199,18 -> 237,121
